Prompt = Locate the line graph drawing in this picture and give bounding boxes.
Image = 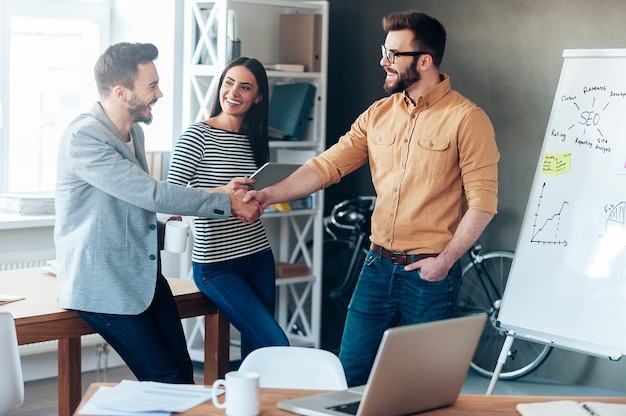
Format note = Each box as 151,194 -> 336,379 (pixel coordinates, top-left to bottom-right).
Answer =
530,182 -> 569,246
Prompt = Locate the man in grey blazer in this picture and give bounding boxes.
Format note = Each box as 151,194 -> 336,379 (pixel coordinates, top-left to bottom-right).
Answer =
54,42 -> 261,383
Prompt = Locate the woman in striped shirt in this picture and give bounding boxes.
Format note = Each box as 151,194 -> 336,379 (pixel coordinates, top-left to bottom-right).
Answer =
167,57 -> 289,360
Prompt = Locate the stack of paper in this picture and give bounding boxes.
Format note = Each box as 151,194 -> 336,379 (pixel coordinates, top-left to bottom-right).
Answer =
0,294 -> 25,305
0,192 -> 55,215
78,379 -> 219,415
517,400 -> 626,415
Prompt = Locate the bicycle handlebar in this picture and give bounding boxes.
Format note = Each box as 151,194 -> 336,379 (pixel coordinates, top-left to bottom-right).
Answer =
328,196 -> 376,232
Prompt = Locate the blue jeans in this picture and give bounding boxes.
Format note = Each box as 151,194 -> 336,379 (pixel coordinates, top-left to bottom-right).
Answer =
79,274 -> 194,383
338,250 -> 462,386
193,249 -> 289,360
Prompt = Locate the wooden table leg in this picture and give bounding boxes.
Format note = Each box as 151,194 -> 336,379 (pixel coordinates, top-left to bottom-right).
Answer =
58,337 -> 82,416
204,310 -> 230,383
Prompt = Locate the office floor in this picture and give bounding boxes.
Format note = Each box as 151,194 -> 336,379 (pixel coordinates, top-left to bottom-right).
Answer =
14,361 -> 625,416
460,370 -> 624,397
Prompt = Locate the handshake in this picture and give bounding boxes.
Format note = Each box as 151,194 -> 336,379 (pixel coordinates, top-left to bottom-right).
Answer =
215,164 -> 316,224
219,177 -> 272,224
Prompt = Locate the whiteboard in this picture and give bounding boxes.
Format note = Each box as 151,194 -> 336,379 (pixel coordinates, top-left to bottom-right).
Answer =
497,49 -> 626,359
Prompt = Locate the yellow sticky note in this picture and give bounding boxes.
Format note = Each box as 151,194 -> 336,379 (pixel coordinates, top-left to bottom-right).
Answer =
542,152 -> 571,175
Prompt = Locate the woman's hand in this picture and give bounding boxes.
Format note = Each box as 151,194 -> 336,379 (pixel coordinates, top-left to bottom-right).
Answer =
216,177 -> 256,194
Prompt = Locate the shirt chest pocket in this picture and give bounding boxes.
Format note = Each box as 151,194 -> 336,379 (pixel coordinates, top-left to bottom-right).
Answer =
416,137 -> 450,177
369,132 -> 396,170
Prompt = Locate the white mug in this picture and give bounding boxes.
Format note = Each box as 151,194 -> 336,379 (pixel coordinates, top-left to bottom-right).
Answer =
163,220 -> 189,253
212,371 -> 260,416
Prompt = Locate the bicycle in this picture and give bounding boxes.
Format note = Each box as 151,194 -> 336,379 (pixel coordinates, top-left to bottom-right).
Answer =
456,244 -> 552,379
313,196 -> 376,353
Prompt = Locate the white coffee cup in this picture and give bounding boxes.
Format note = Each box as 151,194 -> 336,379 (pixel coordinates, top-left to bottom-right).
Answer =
212,371 -> 260,416
164,220 -> 189,253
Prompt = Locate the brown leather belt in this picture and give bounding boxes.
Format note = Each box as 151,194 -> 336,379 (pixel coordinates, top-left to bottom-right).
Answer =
370,243 -> 437,265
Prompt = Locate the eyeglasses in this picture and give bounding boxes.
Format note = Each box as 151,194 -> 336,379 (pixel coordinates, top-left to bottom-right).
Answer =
381,45 -> 430,64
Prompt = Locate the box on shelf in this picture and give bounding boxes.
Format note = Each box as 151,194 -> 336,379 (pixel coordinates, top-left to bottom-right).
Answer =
279,13 -> 322,72
276,262 -> 310,278
289,196 -> 313,210
267,195 -> 313,213
263,63 -> 305,72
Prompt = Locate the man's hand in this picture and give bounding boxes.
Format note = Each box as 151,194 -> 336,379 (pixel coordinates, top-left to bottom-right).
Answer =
229,189 -> 263,224
404,256 -> 451,282
242,189 -> 271,210
404,208 -> 495,281
241,164 -> 322,211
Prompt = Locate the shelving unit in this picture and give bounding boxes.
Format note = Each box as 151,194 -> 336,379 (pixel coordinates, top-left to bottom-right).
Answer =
182,0 -> 328,360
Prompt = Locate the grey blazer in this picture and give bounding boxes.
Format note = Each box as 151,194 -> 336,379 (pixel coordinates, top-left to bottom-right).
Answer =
54,103 -> 230,314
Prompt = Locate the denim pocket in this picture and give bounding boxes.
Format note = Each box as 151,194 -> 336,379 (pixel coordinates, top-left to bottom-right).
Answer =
364,253 -> 377,267
415,260 -> 461,284
415,269 -> 450,284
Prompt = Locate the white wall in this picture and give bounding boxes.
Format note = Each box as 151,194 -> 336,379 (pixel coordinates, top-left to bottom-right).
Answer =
110,0 -> 184,152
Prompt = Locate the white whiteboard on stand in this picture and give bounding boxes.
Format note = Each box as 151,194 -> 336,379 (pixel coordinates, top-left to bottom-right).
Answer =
497,49 -> 626,359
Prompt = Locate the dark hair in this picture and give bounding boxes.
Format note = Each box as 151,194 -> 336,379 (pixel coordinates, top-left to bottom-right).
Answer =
382,11 -> 446,67
94,42 -> 159,97
211,57 -> 269,168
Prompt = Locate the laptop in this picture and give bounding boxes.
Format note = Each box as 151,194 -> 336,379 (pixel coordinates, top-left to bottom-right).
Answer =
278,314 -> 487,416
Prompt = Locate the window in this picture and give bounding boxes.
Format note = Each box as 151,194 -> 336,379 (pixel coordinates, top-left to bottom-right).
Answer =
0,0 -> 110,193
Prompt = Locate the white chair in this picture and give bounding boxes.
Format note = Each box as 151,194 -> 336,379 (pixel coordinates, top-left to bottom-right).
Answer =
0,311 -> 24,416
238,346 -> 348,390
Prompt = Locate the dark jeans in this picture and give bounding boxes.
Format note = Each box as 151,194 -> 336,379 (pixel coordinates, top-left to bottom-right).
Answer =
192,249 -> 289,360
338,250 -> 462,386
79,274 -> 194,383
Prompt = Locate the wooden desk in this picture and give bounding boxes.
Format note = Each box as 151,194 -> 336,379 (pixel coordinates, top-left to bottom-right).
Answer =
76,383 -> 626,415
0,268 -> 230,416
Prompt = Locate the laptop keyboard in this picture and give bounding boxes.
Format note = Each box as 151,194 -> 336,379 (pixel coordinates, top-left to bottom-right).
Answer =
327,401 -> 361,415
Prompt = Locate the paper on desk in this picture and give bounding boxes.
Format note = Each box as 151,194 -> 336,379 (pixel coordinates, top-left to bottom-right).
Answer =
79,386 -> 167,415
0,293 -> 25,305
42,259 -> 58,276
78,379 -> 221,415
516,400 -> 626,416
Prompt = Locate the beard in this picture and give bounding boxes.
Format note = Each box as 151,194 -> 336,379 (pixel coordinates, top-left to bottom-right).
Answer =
127,96 -> 156,125
383,63 -> 421,94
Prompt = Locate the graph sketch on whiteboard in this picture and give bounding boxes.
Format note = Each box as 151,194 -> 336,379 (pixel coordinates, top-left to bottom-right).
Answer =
530,182 -> 570,246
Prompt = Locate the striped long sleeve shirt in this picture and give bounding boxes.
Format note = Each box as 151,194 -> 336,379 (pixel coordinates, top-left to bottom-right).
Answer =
167,122 -> 271,263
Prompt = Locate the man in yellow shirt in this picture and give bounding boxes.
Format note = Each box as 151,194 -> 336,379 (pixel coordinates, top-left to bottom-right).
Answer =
244,10 -> 499,386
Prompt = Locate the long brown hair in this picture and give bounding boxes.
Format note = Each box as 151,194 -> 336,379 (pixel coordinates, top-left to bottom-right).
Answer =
211,57 -> 269,168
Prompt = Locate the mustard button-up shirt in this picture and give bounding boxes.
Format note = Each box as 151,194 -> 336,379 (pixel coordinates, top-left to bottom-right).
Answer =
307,74 -> 499,254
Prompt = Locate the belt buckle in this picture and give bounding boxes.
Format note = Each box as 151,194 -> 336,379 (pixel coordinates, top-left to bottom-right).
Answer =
391,252 -> 407,265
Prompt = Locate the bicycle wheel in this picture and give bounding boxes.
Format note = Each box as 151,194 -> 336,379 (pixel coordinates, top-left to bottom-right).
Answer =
457,250 -> 552,379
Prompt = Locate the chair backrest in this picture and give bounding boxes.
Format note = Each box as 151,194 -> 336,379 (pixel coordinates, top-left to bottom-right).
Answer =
238,346 -> 347,390
0,311 -> 24,415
